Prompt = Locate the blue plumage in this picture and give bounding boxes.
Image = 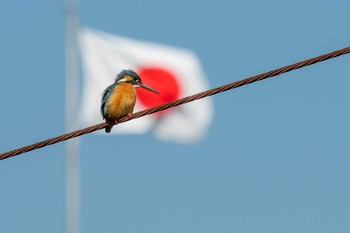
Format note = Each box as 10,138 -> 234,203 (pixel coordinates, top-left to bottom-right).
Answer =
100,83 -> 117,119
115,69 -> 141,82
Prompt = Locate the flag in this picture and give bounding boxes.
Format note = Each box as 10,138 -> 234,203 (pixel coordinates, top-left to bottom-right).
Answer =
78,28 -> 214,143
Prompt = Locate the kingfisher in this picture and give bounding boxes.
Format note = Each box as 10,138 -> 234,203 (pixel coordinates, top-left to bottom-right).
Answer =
101,69 -> 159,133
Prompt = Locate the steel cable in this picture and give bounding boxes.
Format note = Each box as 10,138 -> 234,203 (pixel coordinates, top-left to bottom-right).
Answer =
1,46 -> 350,160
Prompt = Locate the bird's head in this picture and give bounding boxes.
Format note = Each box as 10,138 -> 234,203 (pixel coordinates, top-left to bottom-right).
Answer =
115,69 -> 159,94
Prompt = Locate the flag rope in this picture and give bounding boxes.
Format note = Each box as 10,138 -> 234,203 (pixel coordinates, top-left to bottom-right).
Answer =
1,46 -> 350,160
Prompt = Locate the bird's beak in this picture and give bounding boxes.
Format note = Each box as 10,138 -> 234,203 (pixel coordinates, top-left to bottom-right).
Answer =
138,82 -> 160,94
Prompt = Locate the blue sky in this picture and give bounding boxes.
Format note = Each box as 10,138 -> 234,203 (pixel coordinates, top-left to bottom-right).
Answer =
1,0 -> 350,233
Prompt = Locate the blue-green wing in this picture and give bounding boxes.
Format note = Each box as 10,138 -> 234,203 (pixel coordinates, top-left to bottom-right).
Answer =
101,83 -> 116,119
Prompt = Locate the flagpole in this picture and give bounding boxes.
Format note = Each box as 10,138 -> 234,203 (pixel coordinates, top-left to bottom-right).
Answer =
65,0 -> 80,233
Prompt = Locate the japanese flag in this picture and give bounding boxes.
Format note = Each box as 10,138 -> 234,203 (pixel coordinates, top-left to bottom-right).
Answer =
78,28 -> 214,144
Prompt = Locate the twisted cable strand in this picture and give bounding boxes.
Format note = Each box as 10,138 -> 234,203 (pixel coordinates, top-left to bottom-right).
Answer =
1,46 -> 350,160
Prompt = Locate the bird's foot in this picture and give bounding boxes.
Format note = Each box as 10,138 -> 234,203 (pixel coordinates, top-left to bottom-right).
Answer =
127,113 -> 132,118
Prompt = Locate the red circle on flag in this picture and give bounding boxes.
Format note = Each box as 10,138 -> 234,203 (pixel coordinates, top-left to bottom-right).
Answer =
136,66 -> 182,115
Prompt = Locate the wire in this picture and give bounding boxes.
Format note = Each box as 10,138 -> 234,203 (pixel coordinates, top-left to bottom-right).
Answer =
1,46 -> 350,161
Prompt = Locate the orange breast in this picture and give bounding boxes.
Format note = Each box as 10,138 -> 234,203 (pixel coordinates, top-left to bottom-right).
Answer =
106,83 -> 136,120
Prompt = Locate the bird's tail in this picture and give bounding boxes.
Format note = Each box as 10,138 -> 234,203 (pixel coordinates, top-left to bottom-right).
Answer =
105,124 -> 113,133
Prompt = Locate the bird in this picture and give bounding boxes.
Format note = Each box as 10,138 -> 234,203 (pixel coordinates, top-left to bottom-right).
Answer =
101,69 -> 159,133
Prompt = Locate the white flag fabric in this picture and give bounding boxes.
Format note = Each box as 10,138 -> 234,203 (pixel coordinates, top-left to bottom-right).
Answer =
78,28 -> 214,143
